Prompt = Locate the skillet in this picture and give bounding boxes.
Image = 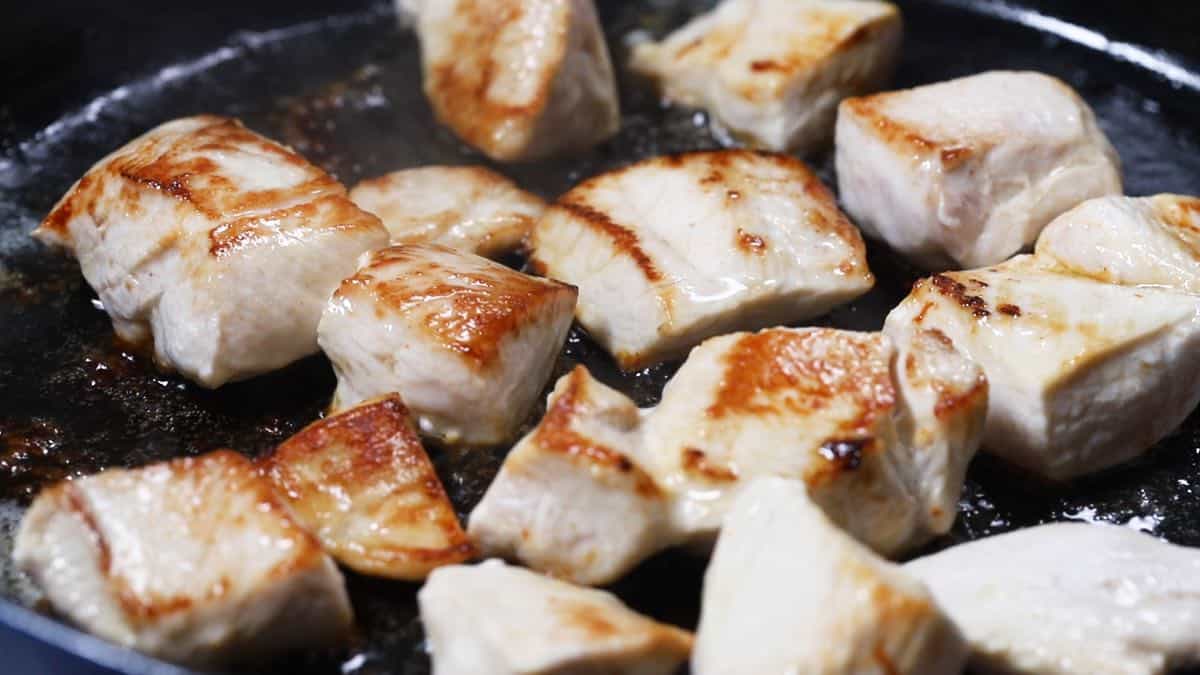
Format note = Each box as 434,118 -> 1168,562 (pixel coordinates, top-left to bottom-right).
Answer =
1,1 -> 1200,673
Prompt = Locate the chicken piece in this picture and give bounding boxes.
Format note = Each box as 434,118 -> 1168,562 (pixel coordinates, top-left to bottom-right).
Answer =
349,166 -> 546,258
908,523 -> 1200,675
693,477 -> 967,675
32,116 -> 388,387
468,367 -> 674,586
642,326 -> 985,556
260,395 -> 473,581
419,559 -> 693,675
319,244 -> 577,446
413,0 -> 619,161
884,255 -> 1200,480
836,71 -> 1121,269
1035,194 -> 1200,293
531,150 -> 874,370
631,0 -> 902,154
12,451 -> 353,668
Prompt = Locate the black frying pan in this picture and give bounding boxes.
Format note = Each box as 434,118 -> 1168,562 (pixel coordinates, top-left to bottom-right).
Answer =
2,1 -> 1200,673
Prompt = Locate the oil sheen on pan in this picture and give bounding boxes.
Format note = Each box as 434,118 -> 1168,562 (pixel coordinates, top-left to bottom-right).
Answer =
1,1 -> 1200,674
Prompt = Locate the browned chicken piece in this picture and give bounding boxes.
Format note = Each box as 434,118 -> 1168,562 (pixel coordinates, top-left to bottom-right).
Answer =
411,0 -> 620,161
32,115 -> 388,387
319,244 -> 577,446
349,165 -> 546,258
260,395 -> 474,581
12,451 -> 354,667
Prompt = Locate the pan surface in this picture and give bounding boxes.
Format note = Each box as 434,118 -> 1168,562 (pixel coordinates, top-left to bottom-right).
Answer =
2,1 -> 1200,673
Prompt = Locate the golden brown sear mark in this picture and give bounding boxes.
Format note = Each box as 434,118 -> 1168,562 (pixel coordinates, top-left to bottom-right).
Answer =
556,199 -> 664,283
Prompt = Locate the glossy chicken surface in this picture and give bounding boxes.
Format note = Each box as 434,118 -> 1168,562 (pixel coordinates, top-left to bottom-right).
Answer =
12,451 -> 353,667
349,166 -> 546,258
837,71 -> 1121,269
411,0 -> 619,161
531,150 -> 873,370
693,478 -> 966,675
631,0 -> 902,154
470,327 -> 985,583
1035,194 -> 1200,293
32,115 -> 388,387
885,255 -> 1200,480
260,395 -> 473,581
418,559 -> 692,675
319,244 -> 577,446
908,523 -> 1200,675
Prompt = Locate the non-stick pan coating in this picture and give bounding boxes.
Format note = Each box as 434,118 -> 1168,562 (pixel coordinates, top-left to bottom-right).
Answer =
2,1 -> 1200,673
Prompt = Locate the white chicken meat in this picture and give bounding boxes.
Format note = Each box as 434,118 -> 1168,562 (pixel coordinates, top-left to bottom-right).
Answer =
349,165 -> 546,258
884,255 -> 1200,480
836,71 -> 1121,269
531,150 -> 874,370
631,0 -> 902,154
693,477 -> 967,675
32,115 -> 388,387
643,325 -> 986,555
412,0 -> 619,161
12,451 -> 353,668
1035,193 -> 1200,293
907,523 -> 1200,675
319,243 -> 577,446
468,367 -> 674,586
419,559 -> 692,675
470,326 -> 985,583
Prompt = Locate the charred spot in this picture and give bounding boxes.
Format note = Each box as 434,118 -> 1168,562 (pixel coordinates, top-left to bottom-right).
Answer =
736,228 -> 767,254
749,59 -> 786,73
998,303 -> 1021,317
818,439 -> 865,472
939,146 -> 972,167
929,274 -> 990,318
681,447 -> 738,482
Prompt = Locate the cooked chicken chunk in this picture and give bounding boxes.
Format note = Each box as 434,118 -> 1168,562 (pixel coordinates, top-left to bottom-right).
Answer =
531,150 -> 873,370
884,256 -> 1200,479
837,71 -> 1121,269
472,327 -> 984,583
32,116 -> 387,387
643,326 -> 985,555
631,0 -> 902,154
260,395 -> 473,580
319,244 -> 577,446
419,559 -> 692,675
12,451 -> 353,668
413,0 -> 619,161
908,523 -> 1200,675
349,166 -> 546,258
1036,194 -> 1200,293
693,477 -> 967,675
469,367 -> 674,586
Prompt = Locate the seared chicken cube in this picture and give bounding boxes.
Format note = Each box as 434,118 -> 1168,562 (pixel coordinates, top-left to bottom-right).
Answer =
908,523 -> 1200,675
33,116 -> 388,387
631,0 -> 902,154
693,477 -> 966,675
260,395 -> 473,581
419,559 -> 692,675
1036,194 -> 1200,293
319,244 -> 577,446
531,150 -> 873,370
642,326 -> 985,555
837,71 -> 1121,269
468,367 -> 673,586
413,0 -> 619,161
12,451 -> 353,668
884,256 -> 1200,480
349,166 -> 546,258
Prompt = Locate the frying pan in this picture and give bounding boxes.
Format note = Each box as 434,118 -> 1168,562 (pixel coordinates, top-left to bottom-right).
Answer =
2,1 -> 1199,673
